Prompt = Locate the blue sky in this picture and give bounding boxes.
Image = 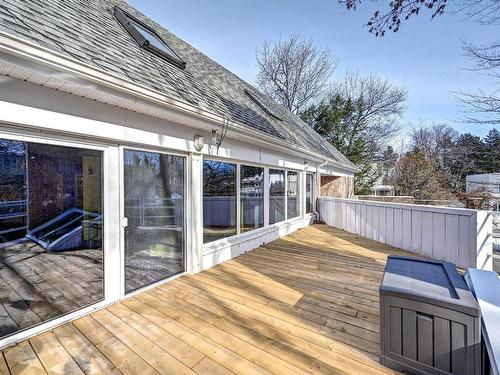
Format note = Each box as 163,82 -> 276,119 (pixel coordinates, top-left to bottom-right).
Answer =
130,0 -> 499,138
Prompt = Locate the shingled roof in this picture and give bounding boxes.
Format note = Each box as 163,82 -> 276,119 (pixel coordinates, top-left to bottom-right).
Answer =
0,0 -> 354,168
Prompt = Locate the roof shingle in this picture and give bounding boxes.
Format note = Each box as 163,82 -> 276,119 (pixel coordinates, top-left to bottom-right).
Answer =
0,0 -> 353,167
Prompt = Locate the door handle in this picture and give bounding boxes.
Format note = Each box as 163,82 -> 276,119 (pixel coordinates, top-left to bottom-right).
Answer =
121,217 -> 128,228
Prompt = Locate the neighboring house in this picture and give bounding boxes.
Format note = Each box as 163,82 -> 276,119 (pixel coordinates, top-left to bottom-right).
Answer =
372,184 -> 395,196
466,173 -> 500,211
0,1 -> 355,346
371,160 -> 395,196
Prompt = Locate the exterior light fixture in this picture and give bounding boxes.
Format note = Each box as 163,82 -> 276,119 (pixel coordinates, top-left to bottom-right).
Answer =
304,161 -> 309,169
193,134 -> 204,152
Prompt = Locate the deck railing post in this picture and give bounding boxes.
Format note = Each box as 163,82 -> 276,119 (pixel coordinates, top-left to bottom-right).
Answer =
474,210 -> 493,271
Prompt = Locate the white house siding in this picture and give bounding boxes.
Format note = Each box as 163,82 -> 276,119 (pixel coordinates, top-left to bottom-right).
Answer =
0,77 -> 351,347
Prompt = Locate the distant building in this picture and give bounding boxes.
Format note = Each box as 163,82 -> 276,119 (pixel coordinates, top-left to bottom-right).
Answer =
372,184 -> 395,196
466,173 -> 500,211
371,160 -> 395,196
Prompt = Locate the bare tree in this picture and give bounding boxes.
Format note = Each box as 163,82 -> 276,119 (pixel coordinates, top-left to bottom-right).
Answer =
330,73 -> 407,157
338,0 -> 500,36
410,123 -> 459,160
256,36 -> 335,114
338,0 -> 500,124
456,40 -> 500,124
392,149 -> 454,200
302,73 -> 407,194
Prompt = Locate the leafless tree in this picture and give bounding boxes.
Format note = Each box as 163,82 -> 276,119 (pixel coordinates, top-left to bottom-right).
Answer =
392,149 -> 454,200
456,39 -> 500,124
338,0 -> 500,124
338,0 -> 500,36
256,36 -> 336,114
330,73 -> 408,157
410,123 -> 459,160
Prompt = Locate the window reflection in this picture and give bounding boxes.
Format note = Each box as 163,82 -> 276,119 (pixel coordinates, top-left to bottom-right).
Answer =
287,171 -> 299,219
306,173 -> 314,214
269,169 -> 285,224
0,139 -> 103,339
124,150 -> 185,293
203,160 -> 237,243
241,166 -> 264,232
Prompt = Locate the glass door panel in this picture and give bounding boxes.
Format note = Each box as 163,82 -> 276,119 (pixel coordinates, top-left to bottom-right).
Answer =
269,169 -> 285,224
123,149 -> 185,293
0,138 -> 104,339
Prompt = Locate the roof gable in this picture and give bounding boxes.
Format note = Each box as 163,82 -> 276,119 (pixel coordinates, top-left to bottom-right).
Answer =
0,0 -> 354,168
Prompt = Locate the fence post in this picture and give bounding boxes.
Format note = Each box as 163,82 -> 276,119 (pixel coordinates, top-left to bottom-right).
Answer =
475,210 -> 493,271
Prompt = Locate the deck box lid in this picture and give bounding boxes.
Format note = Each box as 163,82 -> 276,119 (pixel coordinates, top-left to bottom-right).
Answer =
380,255 -> 480,317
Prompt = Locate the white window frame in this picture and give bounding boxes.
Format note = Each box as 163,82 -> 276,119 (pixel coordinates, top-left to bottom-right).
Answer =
202,157 -> 239,244
269,167 -> 287,225
201,159 -> 304,246
285,169 -> 301,220
118,145 -> 189,297
0,127 -> 118,349
239,163 -> 265,234
306,172 -> 315,215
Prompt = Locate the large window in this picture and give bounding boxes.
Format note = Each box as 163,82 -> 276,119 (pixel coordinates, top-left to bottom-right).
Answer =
0,138 -> 103,339
203,160 -> 237,243
269,169 -> 285,224
306,173 -> 314,214
123,149 -> 185,293
241,165 -> 264,232
287,171 -> 299,219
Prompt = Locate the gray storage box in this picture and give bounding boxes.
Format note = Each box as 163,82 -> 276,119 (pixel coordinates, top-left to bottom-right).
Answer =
380,256 -> 481,375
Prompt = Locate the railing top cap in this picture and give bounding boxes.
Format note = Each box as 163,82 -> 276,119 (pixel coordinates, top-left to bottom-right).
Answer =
319,197 -> 484,215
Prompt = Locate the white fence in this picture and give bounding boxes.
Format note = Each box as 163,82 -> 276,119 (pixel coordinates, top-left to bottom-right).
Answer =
319,197 -> 493,270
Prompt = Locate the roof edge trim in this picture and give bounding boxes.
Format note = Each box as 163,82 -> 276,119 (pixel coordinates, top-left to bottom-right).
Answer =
0,31 -> 357,173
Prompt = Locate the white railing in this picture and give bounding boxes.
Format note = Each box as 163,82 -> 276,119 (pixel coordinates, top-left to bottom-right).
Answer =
319,197 -> 493,270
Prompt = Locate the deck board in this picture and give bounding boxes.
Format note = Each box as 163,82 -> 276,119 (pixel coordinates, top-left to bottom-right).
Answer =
1,224 -> 408,374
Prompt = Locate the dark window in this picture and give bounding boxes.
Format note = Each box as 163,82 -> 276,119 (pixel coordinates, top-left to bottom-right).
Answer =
114,7 -> 186,69
287,171 -> 299,219
306,173 -> 314,214
245,89 -> 283,121
203,160 -> 237,243
240,165 -> 264,233
269,169 -> 285,224
0,138 -> 103,339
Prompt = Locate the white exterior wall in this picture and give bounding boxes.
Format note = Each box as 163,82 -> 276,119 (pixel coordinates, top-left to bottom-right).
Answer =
319,197 -> 493,270
0,78 -> 345,347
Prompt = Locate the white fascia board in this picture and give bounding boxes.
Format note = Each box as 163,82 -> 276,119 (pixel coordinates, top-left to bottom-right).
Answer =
0,31 -> 357,173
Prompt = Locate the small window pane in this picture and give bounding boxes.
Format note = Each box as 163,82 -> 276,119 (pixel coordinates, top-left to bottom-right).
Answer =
129,18 -> 180,61
287,171 -> 299,219
241,166 -> 264,232
203,160 -> 237,243
0,138 -> 103,339
269,169 -> 285,224
306,173 -> 314,214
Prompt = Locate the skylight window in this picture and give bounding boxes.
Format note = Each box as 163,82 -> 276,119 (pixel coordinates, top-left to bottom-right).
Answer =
114,7 -> 186,69
244,89 -> 283,121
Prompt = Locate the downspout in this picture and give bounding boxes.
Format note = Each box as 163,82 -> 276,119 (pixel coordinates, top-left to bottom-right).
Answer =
313,160 -> 328,222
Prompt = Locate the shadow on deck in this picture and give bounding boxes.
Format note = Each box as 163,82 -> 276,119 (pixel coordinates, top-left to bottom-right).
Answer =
0,224 -> 409,375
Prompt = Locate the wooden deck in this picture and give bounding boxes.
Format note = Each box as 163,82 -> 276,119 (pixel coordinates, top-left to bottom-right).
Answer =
0,224 -> 410,375
0,241 -> 103,338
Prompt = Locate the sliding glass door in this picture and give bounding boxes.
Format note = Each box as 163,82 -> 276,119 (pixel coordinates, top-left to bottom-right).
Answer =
0,137 -> 104,339
123,149 -> 185,293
